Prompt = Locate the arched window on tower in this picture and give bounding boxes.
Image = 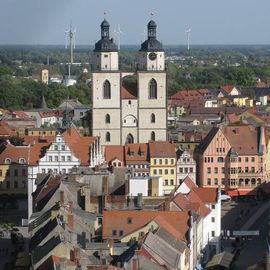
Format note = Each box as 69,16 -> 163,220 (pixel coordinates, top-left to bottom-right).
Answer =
149,79 -> 157,99
105,114 -> 110,124
151,113 -> 156,123
103,80 -> 111,99
106,132 -> 111,142
151,131 -> 156,141
126,134 -> 134,144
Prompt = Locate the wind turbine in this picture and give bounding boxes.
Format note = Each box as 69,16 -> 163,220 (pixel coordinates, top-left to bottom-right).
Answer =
140,28 -> 147,42
114,25 -> 123,51
65,21 -> 76,64
186,27 -> 191,51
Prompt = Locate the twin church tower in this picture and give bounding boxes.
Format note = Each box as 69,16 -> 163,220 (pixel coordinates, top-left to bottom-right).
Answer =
92,19 -> 167,146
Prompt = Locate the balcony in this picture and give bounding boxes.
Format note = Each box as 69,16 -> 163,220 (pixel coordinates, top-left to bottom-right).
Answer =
237,171 -> 264,179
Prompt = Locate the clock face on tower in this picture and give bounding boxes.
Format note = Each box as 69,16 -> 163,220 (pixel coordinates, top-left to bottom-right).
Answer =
148,52 -> 157,60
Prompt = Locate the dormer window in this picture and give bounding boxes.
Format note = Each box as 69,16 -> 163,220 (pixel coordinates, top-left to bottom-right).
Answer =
19,158 -> 26,164
127,217 -> 132,224
5,158 -> 11,165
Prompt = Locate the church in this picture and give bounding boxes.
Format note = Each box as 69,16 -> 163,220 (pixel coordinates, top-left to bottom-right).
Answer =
91,18 -> 167,146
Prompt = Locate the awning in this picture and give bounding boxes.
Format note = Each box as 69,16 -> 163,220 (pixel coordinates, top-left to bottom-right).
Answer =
227,190 -> 239,197
238,190 -> 256,196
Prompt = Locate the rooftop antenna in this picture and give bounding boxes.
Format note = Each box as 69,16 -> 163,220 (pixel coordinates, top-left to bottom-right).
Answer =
186,27 -> 191,51
114,25 -> 123,51
65,21 -> 76,65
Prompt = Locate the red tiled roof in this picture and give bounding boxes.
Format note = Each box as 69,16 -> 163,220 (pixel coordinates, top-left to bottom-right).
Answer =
220,85 -> 240,95
182,176 -> 197,189
121,82 -> 138,99
63,126 -> 96,166
125,143 -> 149,164
191,187 -> 217,204
13,111 -> 28,119
105,146 -> 125,164
221,125 -> 259,155
0,123 -> 16,137
102,210 -> 189,241
256,81 -> 268,88
149,141 -> 176,158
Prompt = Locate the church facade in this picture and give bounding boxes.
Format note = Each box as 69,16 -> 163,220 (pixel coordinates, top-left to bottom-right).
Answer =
92,19 -> 167,146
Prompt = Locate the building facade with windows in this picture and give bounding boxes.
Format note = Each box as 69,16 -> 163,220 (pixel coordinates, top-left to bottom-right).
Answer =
92,19 -> 167,146
195,124 -> 270,194
149,141 -> 177,194
176,149 -> 196,185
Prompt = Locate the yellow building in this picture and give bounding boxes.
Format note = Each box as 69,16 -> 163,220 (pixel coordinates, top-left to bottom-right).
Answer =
149,141 -> 177,195
233,96 -> 254,107
41,69 -> 49,85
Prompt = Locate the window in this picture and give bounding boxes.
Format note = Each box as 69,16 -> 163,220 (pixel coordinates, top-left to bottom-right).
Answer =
127,217 -> 132,224
214,167 -> 218,173
251,157 -> 255,162
245,157 -> 249,162
211,217 -> 215,223
185,168 -> 188,173
154,159 -> 157,165
128,100 -> 131,105
55,156 -> 58,162
106,132 -> 111,142
159,169 -> 162,175
151,113 -> 156,123
245,167 -> 248,173
207,178 -> 211,185
54,145 -> 58,151
61,156 -> 65,162
214,178 -> 218,185
165,179 -> 168,185
49,156 -> 52,162
14,181 -> 18,188
42,169 -> 46,174
61,145 -> 65,151
19,158 -> 26,164
222,167 -> 225,174
4,158 -> 11,165
211,231 -> 215,237
14,169 -> 18,177
67,156 -> 71,162
211,204 -> 215,210
190,168 -> 193,173
165,159 -> 168,165
170,179 -> 174,186
151,131 -> 155,141
171,159 -> 174,165
119,230 -> 124,236
112,230 -> 117,236
153,169 -> 157,175
0,170 -> 2,177
207,167 -> 211,174
217,157 -> 224,163
22,169 -> 26,176
171,169 -> 174,174
165,169 -> 168,175
159,159 -> 162,165
103,80 -> 111,99
54,169 -> 57,173
238,157 -> 242,162
179,168 -> 183,173
105,114 -> 110,124
149,79 -> 157,99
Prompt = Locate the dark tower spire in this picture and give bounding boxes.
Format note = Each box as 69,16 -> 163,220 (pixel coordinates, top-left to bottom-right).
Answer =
147,20 -> 157,39
101,19 -> 110,39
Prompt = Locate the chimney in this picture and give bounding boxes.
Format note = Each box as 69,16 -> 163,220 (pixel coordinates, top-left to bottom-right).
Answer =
132,258 -> 139,270
102,176 -> 109,195
68,201 -> 73,213
136,193 -> 143,209
67,214 -> 74,230
60,190 -> 64,206
84,186 -> 91,212
164,197 -> 170,211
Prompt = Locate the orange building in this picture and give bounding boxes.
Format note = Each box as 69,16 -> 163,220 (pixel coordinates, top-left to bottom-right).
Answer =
195,124 -> 270,196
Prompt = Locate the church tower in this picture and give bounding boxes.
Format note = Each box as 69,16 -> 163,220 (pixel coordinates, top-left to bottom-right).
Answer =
137,20 -> 167,142
92,19 -> 121,145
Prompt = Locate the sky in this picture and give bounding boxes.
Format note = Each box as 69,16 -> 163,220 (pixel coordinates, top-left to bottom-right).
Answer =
0,0 -> 270,45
